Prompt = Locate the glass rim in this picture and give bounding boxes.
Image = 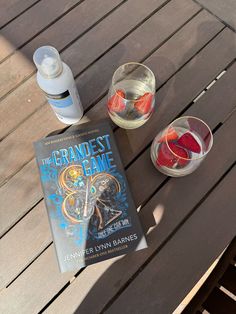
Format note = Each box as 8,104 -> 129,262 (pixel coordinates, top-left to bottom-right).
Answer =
165,116 -> 213,161
111,62 -> 156,101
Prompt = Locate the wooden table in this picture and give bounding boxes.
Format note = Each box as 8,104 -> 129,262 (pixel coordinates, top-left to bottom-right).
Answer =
0,0 -> 236,313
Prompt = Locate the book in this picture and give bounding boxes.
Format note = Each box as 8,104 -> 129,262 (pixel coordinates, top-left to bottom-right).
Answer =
34,119 -> 147,272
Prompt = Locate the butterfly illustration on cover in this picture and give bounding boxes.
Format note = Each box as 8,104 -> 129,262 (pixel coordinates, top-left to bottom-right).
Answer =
59,165 -> 122,231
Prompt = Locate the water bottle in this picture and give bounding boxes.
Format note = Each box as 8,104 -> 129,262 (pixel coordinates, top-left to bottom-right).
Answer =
33,46 -> 83,124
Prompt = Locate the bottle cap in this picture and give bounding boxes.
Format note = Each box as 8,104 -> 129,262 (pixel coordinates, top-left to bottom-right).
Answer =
33,46 -> 63,78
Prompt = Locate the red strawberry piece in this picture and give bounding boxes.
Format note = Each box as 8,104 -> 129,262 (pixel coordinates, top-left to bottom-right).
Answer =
108,89 -> 126,113
156,142 -> 189,168
158,127 -> 179,143
156,143 -> 176,167
188,118 -> 211,150
168,142 -> 189,167
134,92 -> 153,115
177,132 -> 201,153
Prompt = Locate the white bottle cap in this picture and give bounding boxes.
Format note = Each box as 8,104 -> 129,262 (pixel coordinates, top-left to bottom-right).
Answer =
33,46 -> 63,78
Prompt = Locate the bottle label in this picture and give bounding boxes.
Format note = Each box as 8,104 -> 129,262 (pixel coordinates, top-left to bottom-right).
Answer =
46,90 -> 73,108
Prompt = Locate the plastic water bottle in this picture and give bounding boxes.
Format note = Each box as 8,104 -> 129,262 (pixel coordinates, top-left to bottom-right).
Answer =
33,46 -> 83,124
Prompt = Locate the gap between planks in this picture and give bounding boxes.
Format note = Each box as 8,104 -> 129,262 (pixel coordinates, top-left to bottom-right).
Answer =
0,0 -> 42,30
0,0 -> 86,65
0,0 -> 127,100
193,0 -> 236,34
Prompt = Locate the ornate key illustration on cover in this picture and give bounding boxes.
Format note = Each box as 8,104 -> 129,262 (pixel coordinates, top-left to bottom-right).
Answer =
59,165 -> 124,234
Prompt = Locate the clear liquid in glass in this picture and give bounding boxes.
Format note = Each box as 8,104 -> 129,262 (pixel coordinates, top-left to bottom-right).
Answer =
108,79 -> 155,129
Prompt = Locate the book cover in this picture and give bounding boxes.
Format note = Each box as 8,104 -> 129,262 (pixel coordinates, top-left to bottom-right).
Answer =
34,119 -> 147,272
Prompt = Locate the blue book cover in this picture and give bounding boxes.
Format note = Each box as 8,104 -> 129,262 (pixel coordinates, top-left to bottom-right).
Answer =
34,119 -> 147,272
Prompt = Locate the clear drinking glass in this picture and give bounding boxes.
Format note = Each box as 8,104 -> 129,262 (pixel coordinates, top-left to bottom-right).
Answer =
107,62 -> 156,129
151,116 -> 213,177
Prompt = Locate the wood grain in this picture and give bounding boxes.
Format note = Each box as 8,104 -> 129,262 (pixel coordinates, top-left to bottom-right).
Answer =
45,107 -> 236,314
106,166 -> 236,314
0,159 -> 41,236
0,0 -> 39,28
0,0 -> 204,141
0,0 -> 124,140
0,0 -> 80,61
0,5 -> 213,289
0,0 -> 169,100
115,28 -> 236,166
0,9 -> 223,237
0,0 -> 200,185
2,76 -> 236,312
0,201 -> 51,287
77,9 -> 222,116
1,2 -> 236,312
197,0 -> 236,31
0,245 -> 74,314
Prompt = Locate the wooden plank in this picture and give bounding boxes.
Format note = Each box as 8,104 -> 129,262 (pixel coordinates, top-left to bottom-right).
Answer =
1,3 -> 234,314
0,159 -> 41,236
0,0 -> 80,61
0,0 -> 171,101
0,0 -> 124,141
0,0 -> 39,28
76,9 -> 223,116
62,0 -> 199,79
42,105 -> 236,314
204,287 -> 236,314
0,201 -> 51,285
20,0 -> 123,60
0,9 -> 223,236
106,166 -> 236,314
197,0 -> 236,31
219,264 -> 236,295
0,0 -> 123,62
0,245 -> 74,314
182,237 -> 236,314
0,0 -> 200,184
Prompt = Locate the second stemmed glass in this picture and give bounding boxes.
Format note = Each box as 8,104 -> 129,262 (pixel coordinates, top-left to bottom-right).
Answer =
107,62 -> 156,129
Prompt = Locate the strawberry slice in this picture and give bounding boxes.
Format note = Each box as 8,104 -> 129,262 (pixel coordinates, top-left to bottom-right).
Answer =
177,132 -> 201,153
156,143 -> 176,167
159,127 -> 178,143
134,92 -> 153,115
188,118 -> 211,149
168,142 -> 189,167
156,142 -> 189,168
108,89 -> 126,112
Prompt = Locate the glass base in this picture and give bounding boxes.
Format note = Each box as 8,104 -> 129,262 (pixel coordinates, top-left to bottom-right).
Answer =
108,111 -> 152,129
150,153 -> 196,177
